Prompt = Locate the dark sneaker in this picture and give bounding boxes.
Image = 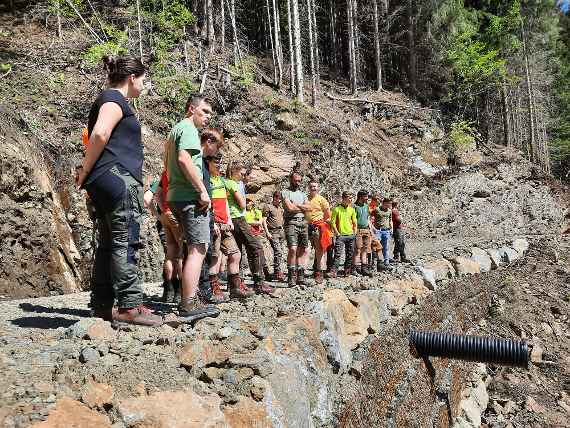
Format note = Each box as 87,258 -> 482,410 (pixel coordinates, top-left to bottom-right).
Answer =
178,297 -> 220,320
254,281 -> 278,297
162,281 -> 175,303
325,269 -> 337,279
401,257 -> 412,263
114,305 -> 163,327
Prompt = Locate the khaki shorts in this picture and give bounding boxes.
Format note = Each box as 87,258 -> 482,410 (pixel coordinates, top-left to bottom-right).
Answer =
160,210 -> 183,259
285,219 -> 309,248
213,224 -> 240,258
355,228 -> 372,252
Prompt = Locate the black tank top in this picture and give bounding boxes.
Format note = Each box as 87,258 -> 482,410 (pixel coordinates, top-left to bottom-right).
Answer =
84,89 -> 143,186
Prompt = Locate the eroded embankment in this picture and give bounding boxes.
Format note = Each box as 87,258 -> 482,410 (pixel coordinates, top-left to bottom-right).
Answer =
340,238 -> 569,428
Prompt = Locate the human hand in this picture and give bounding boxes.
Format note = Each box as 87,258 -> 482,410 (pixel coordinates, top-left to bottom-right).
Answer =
75,166 -> 87,189
197,191 -> 211,212
214,223 -> 220,237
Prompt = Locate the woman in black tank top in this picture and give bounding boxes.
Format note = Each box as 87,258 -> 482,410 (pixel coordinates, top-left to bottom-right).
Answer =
76,55 -> 163,327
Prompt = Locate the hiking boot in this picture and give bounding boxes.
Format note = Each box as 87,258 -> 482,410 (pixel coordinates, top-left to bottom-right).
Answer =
263,267 -> 272,281
208,278 -> 230,303
363,264 -> 374,277
114,305 -> 163,327
254,280 -> 277,297
325,268 -> 337,279
297,268 -> 307,286
401,257 -> 411,263
162,280 -> 175,303
343,266 -> 353,277
273,270 -> 286,282
229,274 -> 254,299
314,271 -> 324,285
172,277 -> 181,304
353,265 -> 362,276
287,268 -> 297,288
178,297 -> 219,319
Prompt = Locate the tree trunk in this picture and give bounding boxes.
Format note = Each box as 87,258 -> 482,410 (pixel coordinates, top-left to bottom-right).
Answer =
521,18 -> 536,163
226,0 -> 243,71
273,0 -> 283,87
220,0 -> 225,48
266,0 -> 278,84
192,0 -> 199,34
310,0 -> 320,90
407,0 -> 417,95
287,0 -> 296,93
329,0 -> 337,76
206,0 -> 215,51
292,0 -> 304,102
373,0 -> 382,90
136,0 -> 143,60
56,0 -> 62,39
501,78 -> 511,147
347,0 -> 357,93
353,0 -> 360,78
306,0 -> 317,105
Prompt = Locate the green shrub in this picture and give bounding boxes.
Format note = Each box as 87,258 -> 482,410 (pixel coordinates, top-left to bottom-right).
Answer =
81,25 -> 127,65
229,55 -> 257,88
449,120 -> 477,150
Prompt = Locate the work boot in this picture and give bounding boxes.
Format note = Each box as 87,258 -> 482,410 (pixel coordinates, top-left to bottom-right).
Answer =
229,274 -> 254,299
263,266 -> 272,281
353,265 -> 362,276
401,256 -> 411,263
325,268 -> 337,279
297,268 -> 307,286
253,280 -> 277,297
209,278 -> 230,303
114,305 -> 163,327
376,261 -> 383,272
287,268 -> 297,288
173,277 -> 181,304
343,266 -> 353,277
273,270 -> 286,282
162,280 -> 175,303
314,270 -> 324,285
178,297 -> 219,319
363,264 -> 374,277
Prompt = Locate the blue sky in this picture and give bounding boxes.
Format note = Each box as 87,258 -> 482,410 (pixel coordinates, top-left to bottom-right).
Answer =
559,0 -> 570,13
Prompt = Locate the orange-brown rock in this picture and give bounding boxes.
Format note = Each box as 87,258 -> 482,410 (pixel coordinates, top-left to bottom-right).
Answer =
81,379 -> 114,408
31,397 -> 112,428
117,389 -> 226,427
224,397 -> 272,428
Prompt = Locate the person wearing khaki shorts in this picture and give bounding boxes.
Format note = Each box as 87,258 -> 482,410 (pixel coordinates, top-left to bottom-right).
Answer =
353,190 -> 374,277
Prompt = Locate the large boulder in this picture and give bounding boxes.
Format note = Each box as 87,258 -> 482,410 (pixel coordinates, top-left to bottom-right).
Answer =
117,390 -> 227,427
452,256 -> 481,276
31,397 -> 112,428
511,239 -> 529,256
224,397 -> 272,428
423,259 -> 456,281
470,248 -> 492,273
486,249 -> 503,269
499,247 -> 520,263
177,340 -> 232,371
275,112 -> 298,131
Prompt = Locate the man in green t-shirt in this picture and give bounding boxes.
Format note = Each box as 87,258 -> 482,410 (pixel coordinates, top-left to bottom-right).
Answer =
166,95 -> 216,318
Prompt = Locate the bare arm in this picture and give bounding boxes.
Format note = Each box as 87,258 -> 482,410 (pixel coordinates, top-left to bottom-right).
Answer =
283,197 -> 301,213
177,149 -> 210,210
262,217 -> 271,237
77,102 -> 122,186
323,206 -> 331,222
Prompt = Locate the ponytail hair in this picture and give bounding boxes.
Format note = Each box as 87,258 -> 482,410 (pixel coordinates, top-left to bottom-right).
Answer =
102,55 -> 146,86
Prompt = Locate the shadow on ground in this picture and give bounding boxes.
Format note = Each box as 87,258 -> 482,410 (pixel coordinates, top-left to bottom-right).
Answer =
11,316 -> 78,329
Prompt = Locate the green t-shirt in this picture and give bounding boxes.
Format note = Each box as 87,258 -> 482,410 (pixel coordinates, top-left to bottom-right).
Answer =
225,179 -> 245,219
354,202 -> 369,228
331,204 -> 357,236
166,118 -> 202,202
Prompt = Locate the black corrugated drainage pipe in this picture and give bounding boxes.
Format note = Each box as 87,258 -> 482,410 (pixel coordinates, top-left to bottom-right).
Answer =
409,330 -> 529,368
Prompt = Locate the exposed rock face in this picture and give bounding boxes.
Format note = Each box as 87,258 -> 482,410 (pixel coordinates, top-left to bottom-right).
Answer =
470,248 -> 492,273
0,120 -> 83,298
423,259 -> 456,281
452,257 -> 481,276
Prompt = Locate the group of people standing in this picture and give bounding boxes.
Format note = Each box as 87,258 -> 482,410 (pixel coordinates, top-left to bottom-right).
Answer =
77,55 -> 409,328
